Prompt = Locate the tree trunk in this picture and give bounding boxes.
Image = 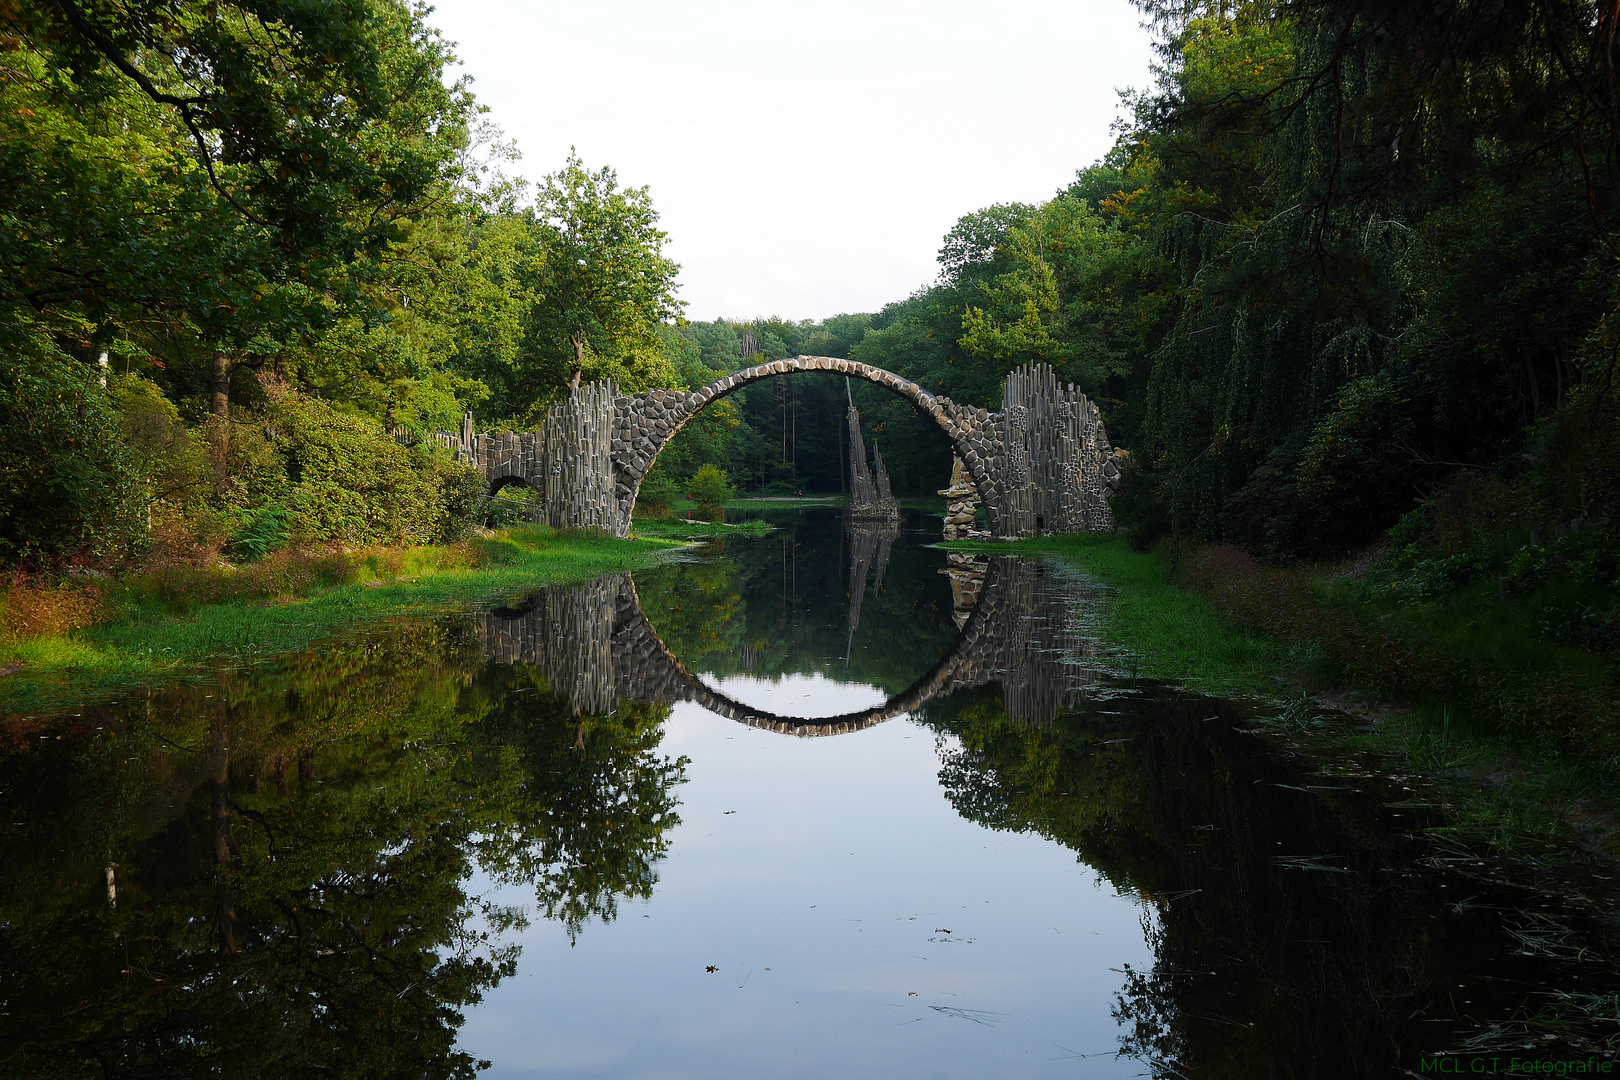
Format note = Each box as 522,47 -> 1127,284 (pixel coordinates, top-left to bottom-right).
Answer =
211,354 -> 231,418
209,354 -> 232,483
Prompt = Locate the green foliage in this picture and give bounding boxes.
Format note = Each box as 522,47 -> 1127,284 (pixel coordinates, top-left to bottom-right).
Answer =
686,463 -> 736,506
0,357 -> 144,568
635,471 -> 679,515
228,504 -> 292,562
431,455 -> 491,543
475,154 -> 682,421
265,393 -> 448,546
108,374 -> 210,522
1,0 -> 479,400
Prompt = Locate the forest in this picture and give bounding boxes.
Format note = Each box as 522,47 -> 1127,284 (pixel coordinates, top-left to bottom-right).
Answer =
3,0 -> 1618,580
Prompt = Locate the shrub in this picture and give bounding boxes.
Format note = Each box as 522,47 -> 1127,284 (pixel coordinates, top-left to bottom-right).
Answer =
422,454 -> 486,542
0,576 -> 105,646
1109,458 -> 1169,552
110,373 -> 210,522
636,471 -> 678,516
687,463 -> 735,506
695,503 -> 726,523
229,505 -> 292,562
265,393 -> 447,546
0,357 -> 145,568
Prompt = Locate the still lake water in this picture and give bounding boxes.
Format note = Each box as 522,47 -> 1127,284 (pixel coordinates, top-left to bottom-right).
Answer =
0,508 -> 1611,1077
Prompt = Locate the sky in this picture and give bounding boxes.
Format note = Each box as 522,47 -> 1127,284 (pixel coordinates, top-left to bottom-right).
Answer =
424,0 -> 1156,323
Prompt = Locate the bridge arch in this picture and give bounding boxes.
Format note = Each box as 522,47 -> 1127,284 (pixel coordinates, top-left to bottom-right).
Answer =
487,473 -> 539,498
610,356 -> 1003,531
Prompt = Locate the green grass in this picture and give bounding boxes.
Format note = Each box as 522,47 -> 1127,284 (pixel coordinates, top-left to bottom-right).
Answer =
722,494 -> 847,509
945,534 -> 1289,696
629,516 -> 773,539
1,526 -> 684,716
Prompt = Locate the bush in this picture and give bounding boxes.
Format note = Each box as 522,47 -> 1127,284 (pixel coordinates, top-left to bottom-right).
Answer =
423,454 -> 487,542
229,504 -> 292,562
1108,459 -> 1170,552
0,575 -> 105,646
695,503 -> 726,523
0,357 -> 145,568
687,463 -> 735,506
636,470 -> 678,516
265,393 -> 447,546
110,373 -> 211,524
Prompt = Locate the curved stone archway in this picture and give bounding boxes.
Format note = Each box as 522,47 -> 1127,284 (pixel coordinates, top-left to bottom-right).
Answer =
487,473 -> 538,497
433,357 -> 1122,539
609,356 -> 1007,535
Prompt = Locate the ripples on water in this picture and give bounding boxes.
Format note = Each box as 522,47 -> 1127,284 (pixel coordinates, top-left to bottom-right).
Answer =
0,508 -> 1612,1078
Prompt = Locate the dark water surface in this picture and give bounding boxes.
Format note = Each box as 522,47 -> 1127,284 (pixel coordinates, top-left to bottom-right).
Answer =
1,508 -> 1612,1077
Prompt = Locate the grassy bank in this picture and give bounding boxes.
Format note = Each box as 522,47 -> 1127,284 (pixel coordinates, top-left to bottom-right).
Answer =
630,516 -> 773,540
946,534 -> 1290,696
1,526 -> 685,716
947,533 -> 1620,860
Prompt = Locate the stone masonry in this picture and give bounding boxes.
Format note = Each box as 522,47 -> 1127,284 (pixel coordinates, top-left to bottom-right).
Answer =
437,356 -> 1125,540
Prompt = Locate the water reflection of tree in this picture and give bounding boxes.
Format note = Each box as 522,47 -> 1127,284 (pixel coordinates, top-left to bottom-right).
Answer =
0,619 -> 686,1077
464,664 -> 688,940
920,685 -> 1576,1076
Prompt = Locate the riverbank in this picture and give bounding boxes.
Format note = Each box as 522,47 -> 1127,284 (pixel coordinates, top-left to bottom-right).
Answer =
0,526 -> 686,716
631,517 -> 773,539
946,533 -> 1620,866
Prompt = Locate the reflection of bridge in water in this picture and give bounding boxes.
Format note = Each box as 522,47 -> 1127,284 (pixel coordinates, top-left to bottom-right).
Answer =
475,555 -> 1115,736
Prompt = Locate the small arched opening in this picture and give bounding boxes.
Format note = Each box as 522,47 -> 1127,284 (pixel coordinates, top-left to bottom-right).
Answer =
485,474 -> 542,527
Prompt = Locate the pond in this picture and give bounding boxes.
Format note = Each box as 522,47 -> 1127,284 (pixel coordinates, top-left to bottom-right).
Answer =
0,507 -> 1611,1078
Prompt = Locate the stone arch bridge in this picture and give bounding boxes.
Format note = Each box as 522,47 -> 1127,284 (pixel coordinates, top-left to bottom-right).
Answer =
472,555 -> 1114,737
433,357 -> 1125,539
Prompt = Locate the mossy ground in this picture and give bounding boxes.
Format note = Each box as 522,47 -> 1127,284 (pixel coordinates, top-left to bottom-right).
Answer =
1,526 -> 685,716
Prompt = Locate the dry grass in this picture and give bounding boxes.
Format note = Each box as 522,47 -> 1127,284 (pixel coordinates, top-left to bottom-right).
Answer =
0,575 -> 107,648
0,542 -> 485,659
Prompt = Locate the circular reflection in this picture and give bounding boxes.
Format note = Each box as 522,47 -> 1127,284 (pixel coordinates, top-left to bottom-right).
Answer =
474,509 -> 1117,735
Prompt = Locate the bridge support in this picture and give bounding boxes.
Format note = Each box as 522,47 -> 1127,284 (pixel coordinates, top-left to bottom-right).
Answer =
433,357 -> 1125,539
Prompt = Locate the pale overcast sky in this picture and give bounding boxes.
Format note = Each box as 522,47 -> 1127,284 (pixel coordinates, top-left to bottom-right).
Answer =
425,0 -> 1154,322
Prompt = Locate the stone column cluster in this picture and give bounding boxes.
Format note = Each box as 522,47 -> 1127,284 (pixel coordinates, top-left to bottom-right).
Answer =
994,363 -> 1122,536
846,392 -> 899,522
939,457 -> 990,540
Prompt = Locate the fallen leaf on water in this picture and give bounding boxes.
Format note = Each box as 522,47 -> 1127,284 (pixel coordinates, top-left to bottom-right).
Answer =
705,965 -> 718,973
